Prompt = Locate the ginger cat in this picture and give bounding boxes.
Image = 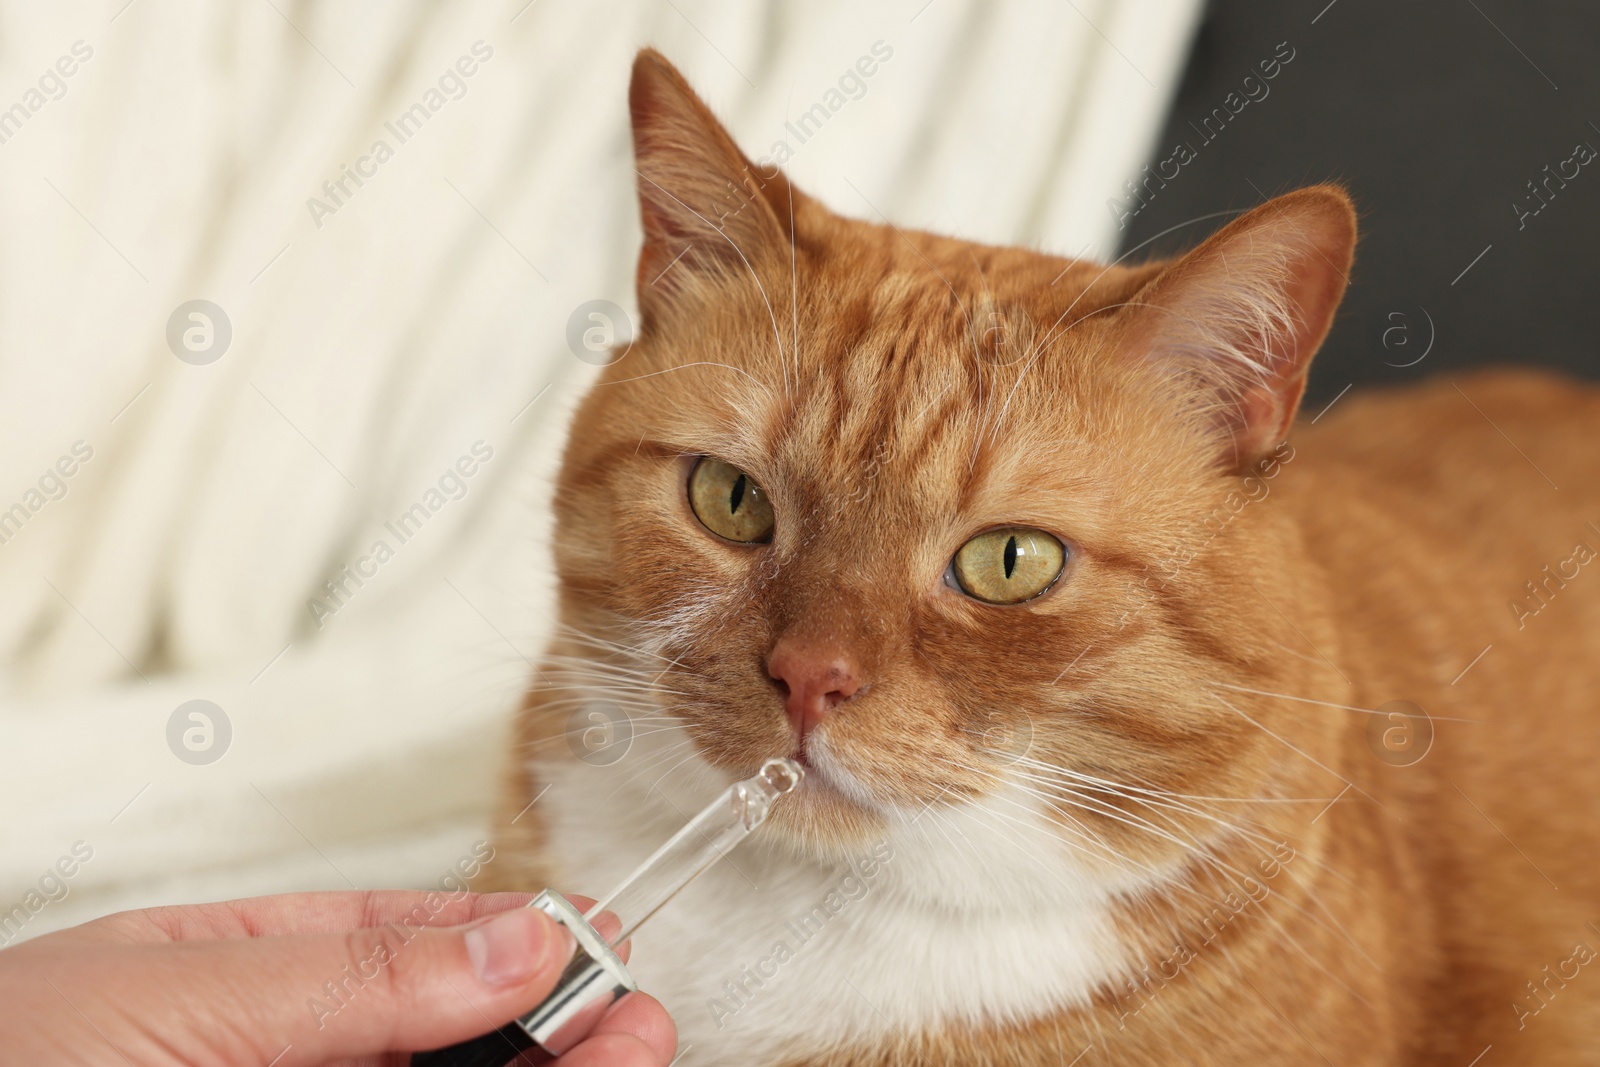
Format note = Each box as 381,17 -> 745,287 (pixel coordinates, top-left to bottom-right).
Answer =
487,50 -> 1600,1066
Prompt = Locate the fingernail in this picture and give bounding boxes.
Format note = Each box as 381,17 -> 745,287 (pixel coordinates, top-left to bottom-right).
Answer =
465,910 -> 574,986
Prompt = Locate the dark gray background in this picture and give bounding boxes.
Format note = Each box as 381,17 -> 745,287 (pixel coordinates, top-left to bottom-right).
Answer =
1120,0 -> 1600,405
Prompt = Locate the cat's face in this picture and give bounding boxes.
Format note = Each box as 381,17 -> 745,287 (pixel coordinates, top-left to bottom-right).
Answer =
545,52 -> 1355,872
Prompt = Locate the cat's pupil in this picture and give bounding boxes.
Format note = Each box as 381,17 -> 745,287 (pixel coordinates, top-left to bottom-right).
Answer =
729,473 -> 747,514
1004,535 -> 1018,579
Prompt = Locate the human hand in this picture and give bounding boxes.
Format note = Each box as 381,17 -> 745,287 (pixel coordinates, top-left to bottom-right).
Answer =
0,889 -> 675,1066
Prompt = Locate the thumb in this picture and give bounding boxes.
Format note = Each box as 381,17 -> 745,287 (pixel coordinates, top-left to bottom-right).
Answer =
173,905 -> 577,1064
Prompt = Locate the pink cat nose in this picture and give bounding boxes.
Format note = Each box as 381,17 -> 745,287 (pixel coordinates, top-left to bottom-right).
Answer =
766,637 -> 862,743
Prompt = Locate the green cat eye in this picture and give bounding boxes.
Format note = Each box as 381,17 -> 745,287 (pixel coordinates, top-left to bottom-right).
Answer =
952,527 -> 1065,604
688,457 -> 774,543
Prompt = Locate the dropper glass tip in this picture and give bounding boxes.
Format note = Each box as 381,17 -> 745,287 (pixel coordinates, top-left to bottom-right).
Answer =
759,757 -> 804,795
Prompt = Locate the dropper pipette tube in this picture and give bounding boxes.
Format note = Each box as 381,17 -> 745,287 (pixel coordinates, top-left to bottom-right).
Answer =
587,756 -> 804,944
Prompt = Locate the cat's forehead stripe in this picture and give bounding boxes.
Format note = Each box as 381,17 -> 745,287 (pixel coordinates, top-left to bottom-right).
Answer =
760,280 -> 991,510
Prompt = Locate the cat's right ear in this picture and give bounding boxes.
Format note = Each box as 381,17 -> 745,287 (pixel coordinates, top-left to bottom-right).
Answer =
1124,186 -> 1356,472
629,49 -> 788,318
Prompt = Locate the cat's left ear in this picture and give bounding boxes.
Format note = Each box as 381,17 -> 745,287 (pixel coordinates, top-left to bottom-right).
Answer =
628,49 -> 791,319
1126,186 -> 1356,471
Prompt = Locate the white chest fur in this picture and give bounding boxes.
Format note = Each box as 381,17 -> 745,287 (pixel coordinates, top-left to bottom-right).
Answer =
534,751 -> 1149,1066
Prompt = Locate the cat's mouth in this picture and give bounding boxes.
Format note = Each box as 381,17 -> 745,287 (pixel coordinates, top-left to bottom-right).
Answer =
784,746 -> 858,804
786,742 -> 871,799
779,734 -> 885,813
786,744 -> 836,796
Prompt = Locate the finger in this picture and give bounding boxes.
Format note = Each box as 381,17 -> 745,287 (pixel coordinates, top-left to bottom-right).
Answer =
279,908 -> 579,1063
586,992 -> 676,1064
86,891 -> 603,947
33,904 -> 580,1065
87,891 -> 553,944
556,1032 -> 663,1067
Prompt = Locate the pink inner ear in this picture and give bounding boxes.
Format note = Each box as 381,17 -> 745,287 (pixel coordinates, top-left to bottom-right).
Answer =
1231,376 -> 1308,468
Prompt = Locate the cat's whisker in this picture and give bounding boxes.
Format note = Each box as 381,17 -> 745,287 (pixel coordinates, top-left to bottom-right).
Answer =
907,780 -> 1130,898
933,754 -> 1116,853
604,360 -> 779,404
1211,680 -> 1485,722
524,684 -> 663,701
1227,886 -> 1381,1004
1262,637 -> 1333,669
981,755 -> 1298,894
784,165 -> 799,400
945,788 -> 1148,885
1000,761 -> 1367,898
1095,778 -> 1365,896
551,619 -> 676,658
1015,782 -> 1373,975
533,680 -> 684,700
966,248 -> 997,451
631,170 -> 790,390
979,785 -> 1164,881
1038,782 -> 1227,867
586,738 -> 698,807
922,751 -> 1158,878
1008,752 -> 1299,807
908,778 -> 1008,866
542,639 -> 676,668
992,299 -> 1154,436
636,743 -> 708,795
541,650 -> 684,680
907,803 -> 996,885
1004,752 -> 1265,823
528,696 -> 680,719
984,780 -> 1282,920
1005,758 -> 1285,852
904,791 -> 978,867
525,717 -> 685,749
1013,759 -> 1329,860
1211,693 -> 1378,804
999,759 -> 1378,971
523,697 -> 677,719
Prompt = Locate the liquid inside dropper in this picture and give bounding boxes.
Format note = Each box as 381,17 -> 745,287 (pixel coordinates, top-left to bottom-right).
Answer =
585,757 -> 804,945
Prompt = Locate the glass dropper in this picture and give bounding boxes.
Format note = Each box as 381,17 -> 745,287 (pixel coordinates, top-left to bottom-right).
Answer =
586,756 -> 804,944
410,757 -> 804,1067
